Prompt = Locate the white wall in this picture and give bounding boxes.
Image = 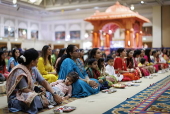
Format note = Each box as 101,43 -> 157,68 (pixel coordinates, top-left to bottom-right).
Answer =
0,4 -> 155,50
152,6 -> 162,48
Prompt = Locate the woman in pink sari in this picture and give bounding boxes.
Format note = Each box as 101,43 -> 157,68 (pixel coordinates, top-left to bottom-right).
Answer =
133,49 -> 150,77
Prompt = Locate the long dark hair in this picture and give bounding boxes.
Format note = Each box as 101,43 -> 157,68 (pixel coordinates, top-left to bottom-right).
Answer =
79,49 -> 85,64
88,48 -> 99,59
88,48 -> 103,70
57,48 -> 66,59
18,48 -> 39,65
57,45 -> 75,73
116,48 -> 124,56
41,45 -> 51,65
12,48 -> 19,62
0,51 -> 5,66
126,49 -> 133,68
145,48 -> 151,62
133,49 -> 141,58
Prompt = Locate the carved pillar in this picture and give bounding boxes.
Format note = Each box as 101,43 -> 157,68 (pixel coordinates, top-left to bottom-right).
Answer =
92,30 -> 101,48
135,32 -> 139,48
138,31 -> 143,48
130,28 -> 134,48
125,29 -> 130,48
105,33 -> 111,48
92,23 -> 101,48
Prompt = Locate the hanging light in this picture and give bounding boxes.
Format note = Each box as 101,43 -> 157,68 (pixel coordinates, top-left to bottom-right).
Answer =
13,0 -> 17,4
8,26 -> 11,31
22,30 -> 26,35
141,1 -> 144,4
84,33 -> 89,38
108,30 -> 112,34
29,0 -> 37,3
130,5 -> 135,10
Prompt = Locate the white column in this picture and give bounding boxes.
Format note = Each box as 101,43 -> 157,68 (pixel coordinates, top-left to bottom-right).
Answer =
28,21 -> 31,39
152,6 -> 161,48
15,19 -> 18,38
1,16 -> 4,37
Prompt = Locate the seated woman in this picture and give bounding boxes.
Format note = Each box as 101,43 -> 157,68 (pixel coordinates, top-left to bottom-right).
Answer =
86,58 -> 110,90
54,48 -> 66,70
126,50 -> 142,78
138,58 -> 150,76
37,45 -> 58,83
114,48 -> 140,81
57,45 -> 99,98
87,48 -> 118,85
7,48 -> 20,72
0,50 -> 9,79
144,48 -> 158,73
6,48 -> 62,114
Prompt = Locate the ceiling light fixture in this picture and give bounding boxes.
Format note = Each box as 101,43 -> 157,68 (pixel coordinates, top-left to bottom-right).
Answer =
141,1 -> 144,4
13,0 -> 17,4
76,8 -> 80,11
8,26 -> 11,31
130,5 -> 134,10
94,7 -> 99,9
29,0 -> 37,3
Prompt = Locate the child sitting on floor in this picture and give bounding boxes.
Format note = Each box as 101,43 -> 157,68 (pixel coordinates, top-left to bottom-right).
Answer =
86,58 -> 110,90
49,72 -> 79,101
138,58 -> 150,76
105,57 -> 124,82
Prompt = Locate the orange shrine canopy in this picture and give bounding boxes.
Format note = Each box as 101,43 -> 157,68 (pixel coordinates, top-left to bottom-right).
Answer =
84,1 -> 150,48
85,2 -> 150,23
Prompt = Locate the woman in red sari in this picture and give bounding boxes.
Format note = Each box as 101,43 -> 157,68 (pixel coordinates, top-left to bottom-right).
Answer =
126,49 -> 142,78
114,48 -> 139,81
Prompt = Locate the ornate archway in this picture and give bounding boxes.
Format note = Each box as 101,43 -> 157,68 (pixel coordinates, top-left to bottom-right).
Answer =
85,2 -> 149,48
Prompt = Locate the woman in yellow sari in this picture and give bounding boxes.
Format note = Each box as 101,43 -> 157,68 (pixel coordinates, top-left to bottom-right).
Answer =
37,45 -> 57,83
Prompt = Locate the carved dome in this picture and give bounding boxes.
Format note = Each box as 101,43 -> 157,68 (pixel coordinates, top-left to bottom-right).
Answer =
105,2 -> 132,14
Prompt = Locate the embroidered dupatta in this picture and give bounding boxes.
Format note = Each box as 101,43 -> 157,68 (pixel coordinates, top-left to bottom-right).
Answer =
6,64 -> 37,107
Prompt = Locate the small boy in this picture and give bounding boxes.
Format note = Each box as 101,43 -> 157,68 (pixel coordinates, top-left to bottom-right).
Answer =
105,57 -> 123,82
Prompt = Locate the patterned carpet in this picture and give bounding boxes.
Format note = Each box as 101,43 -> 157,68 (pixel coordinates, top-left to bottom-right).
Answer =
103,75 -> 170,114
0,97 -> 78,114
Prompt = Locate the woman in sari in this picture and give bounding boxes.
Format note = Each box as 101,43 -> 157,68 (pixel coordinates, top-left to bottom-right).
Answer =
126,50 -> 142,78
114,48 -> 139,81
87,48 -> 117,85
133,49 -> 150,77
144,48 -> 158,73
6,48 -> 62,114
7,48 -> 20,72
37,45 -> 57,83
54,48 -> 66,70
57,45 -> 99,98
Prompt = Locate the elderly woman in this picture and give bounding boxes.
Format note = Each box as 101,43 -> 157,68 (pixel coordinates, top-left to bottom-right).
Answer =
6,48 -> 62,114
57,45 -> 99,98
37,45 -> 57,83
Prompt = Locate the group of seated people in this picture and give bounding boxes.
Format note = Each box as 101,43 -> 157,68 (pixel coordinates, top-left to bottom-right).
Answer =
0,45 -> 169,114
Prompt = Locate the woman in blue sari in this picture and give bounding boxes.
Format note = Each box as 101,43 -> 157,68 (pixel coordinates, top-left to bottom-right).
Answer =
57,45 -> 100,98
7,49 -> 20,72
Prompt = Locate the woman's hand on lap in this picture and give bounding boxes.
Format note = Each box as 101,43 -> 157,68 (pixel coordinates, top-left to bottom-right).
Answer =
53,95 -> 63,104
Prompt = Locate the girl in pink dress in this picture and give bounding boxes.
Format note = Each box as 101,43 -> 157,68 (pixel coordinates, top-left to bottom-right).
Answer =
50,72 -> 79,100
